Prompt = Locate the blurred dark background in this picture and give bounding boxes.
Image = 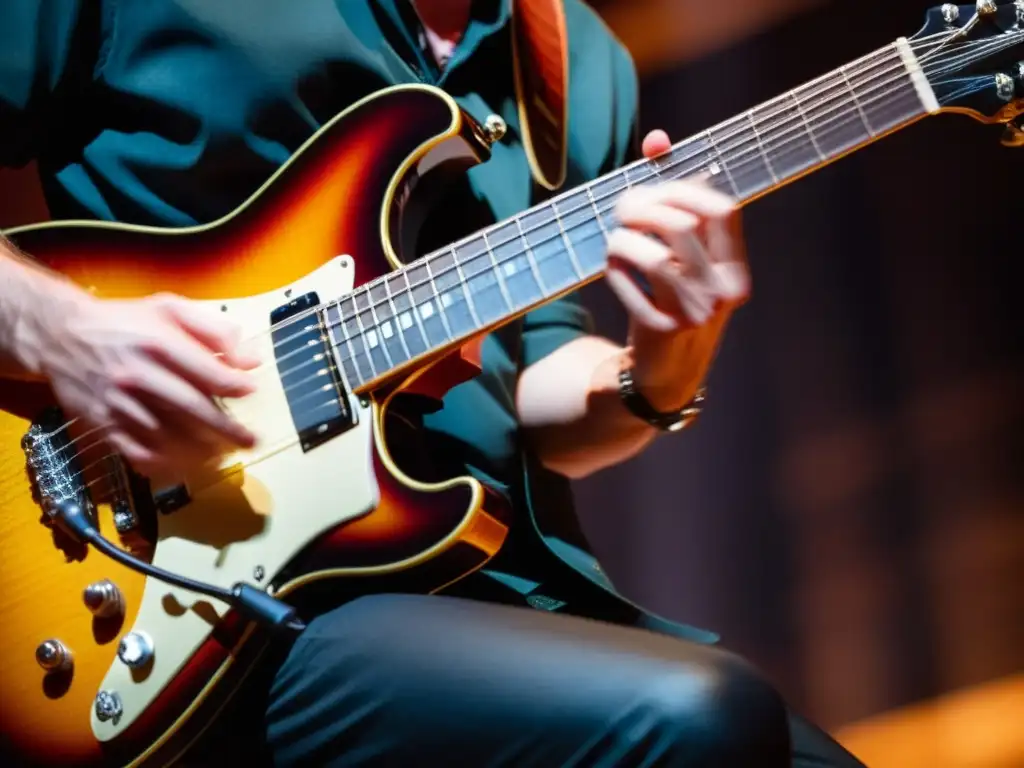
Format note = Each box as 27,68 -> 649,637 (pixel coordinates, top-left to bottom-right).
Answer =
1,1 -> 1020,765
574,0 -> 1023,763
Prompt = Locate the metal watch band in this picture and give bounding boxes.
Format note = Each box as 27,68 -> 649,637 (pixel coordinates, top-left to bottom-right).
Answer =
617,368 -> 706,433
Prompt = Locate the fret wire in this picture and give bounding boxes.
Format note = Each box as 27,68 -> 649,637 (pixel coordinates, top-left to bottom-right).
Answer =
702,130 -> 739,196
340,309 -> 369,385
363,288 -> 394,370
450,246 -> 483,326
307,44 -> 920,348
382,278 -> 412,360
350,292 -> 380,379
550,206 -> 585,279
840,63 -> 876,136
480,232 -> 516,310
396,275 -> 432,351
584,186 -> 611,237
746,109 -> 778,183
322,304 -> 352,390
789,91 -> 826,162
513,217 -> 548,294
423,259 -> 455,340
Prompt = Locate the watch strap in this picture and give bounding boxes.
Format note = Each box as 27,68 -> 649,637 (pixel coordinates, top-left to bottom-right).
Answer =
618,368 -> 706,432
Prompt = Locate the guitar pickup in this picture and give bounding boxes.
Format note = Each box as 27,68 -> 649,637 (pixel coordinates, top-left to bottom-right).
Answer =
271,292 -> 356,452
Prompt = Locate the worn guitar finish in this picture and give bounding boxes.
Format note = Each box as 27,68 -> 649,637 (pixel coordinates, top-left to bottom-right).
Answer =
0,4 -> 1021,766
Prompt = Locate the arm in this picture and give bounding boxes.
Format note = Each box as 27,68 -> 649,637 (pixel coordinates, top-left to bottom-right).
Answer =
0,235 -> 80,380
0,234 -> 259,475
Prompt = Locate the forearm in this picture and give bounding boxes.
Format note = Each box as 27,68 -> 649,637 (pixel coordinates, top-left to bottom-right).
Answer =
0,234 -> 76,380
516,335 -> 662,479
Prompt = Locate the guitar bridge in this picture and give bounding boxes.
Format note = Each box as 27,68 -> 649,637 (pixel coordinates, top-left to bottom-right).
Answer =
22,407 -> 95,524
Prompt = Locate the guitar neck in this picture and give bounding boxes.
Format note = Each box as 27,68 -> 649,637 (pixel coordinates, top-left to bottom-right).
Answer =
327,38 -> 938,391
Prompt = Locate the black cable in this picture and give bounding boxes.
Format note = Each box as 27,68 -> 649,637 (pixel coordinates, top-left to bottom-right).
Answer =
56,500 -> 306,633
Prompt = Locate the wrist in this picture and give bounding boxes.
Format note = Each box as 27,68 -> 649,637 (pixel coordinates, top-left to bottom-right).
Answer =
618,363 -> 706,433
1,254 -> 88,377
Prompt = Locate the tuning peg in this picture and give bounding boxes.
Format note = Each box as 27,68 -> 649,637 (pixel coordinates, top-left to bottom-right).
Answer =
1001,120 -> 1024,147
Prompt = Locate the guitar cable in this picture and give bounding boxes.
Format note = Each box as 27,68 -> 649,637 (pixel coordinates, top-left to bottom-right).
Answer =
54,500 -> 307,634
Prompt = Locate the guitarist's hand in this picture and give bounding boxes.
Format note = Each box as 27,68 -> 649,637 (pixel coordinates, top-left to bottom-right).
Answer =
605,129 -> 751,411
22,289 -> 259,476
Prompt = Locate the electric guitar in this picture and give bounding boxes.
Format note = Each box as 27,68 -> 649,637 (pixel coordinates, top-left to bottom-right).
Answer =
1,4 -> 1020,766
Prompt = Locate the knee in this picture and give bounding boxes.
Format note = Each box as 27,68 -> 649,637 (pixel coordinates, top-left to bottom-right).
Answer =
640,650 -> 791,767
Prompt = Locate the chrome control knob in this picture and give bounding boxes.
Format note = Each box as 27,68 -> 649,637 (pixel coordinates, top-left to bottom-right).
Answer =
117,631 -> 154,669
84,579 -> 124,618
35,639 -> 72,672
94,690 -> 123,723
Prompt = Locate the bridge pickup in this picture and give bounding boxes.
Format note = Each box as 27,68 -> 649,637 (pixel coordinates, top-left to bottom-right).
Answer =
271,292 -> 355,452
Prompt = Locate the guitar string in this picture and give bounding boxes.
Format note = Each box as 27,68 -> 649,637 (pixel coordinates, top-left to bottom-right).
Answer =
222,32 -> 966,376
235,28 -> 1002,360
6,31 -> 1017,508
11,28 -> 1015,489
12,28 -> 980,447
6,29 -> 1004,487
239,31 -> 962,349
5,29 -> 1013,486
262,30 -> 1015,383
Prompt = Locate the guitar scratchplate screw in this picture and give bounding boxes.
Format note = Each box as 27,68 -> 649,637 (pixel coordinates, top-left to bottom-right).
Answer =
94,691 -> 123,723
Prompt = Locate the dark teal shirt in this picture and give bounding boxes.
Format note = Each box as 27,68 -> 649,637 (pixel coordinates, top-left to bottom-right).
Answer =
1,0 -> 644,594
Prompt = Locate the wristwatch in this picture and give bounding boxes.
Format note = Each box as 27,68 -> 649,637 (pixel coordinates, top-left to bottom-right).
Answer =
618,368 -> 706,432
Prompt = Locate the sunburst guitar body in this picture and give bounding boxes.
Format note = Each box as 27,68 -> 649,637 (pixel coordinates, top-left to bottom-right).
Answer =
2,4 -> 1023,764
0,85 -> 514,768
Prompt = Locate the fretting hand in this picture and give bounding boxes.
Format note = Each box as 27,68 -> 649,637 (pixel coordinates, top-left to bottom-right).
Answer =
605,130 -> 751,411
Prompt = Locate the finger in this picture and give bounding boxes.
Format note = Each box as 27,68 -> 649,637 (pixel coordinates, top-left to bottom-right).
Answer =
606,261 -> 677,333
102,387 -> 224,463
156,294 -> 262,370
615,191 -> 718,285
103,388 -> 160,435
657,180 -> 738,221
616,188 -> 702,243
147,332 -> 257,399
104,429 -> 159,475
642,130 -> 672,159
705,216 -> 751,304
606,228 -> 715,327
116,363 -> 257,450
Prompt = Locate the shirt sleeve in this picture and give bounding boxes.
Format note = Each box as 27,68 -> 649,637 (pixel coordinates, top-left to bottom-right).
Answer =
519,28 -> 639,369
0,0 -> 92,168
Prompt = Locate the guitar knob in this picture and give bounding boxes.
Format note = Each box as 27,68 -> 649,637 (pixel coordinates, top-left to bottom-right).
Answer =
35,639 -> 73,672
84,579 -> 125,618
117,631 -> 154,669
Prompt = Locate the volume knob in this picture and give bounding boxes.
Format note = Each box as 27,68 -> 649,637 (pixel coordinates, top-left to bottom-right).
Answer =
117,631 -> 154,669
35,639 -> 73,672
84,579 -> 124,618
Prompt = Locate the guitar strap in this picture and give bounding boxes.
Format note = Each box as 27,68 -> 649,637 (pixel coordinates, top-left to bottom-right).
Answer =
511,0 -> 570,191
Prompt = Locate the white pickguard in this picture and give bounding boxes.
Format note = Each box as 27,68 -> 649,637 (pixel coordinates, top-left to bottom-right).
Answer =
90,257 -> 379,741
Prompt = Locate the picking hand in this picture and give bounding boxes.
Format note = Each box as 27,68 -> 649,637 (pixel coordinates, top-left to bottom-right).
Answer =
20,290 -> 259,477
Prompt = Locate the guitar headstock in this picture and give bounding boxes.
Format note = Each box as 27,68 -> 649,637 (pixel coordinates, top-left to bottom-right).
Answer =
911,2 -> 1023,143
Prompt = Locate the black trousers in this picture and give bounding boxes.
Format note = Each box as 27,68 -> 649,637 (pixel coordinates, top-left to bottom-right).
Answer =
205,591 -> 866,767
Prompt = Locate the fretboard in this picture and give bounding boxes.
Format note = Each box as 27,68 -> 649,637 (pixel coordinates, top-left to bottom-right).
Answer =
326,39 -> 934,390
